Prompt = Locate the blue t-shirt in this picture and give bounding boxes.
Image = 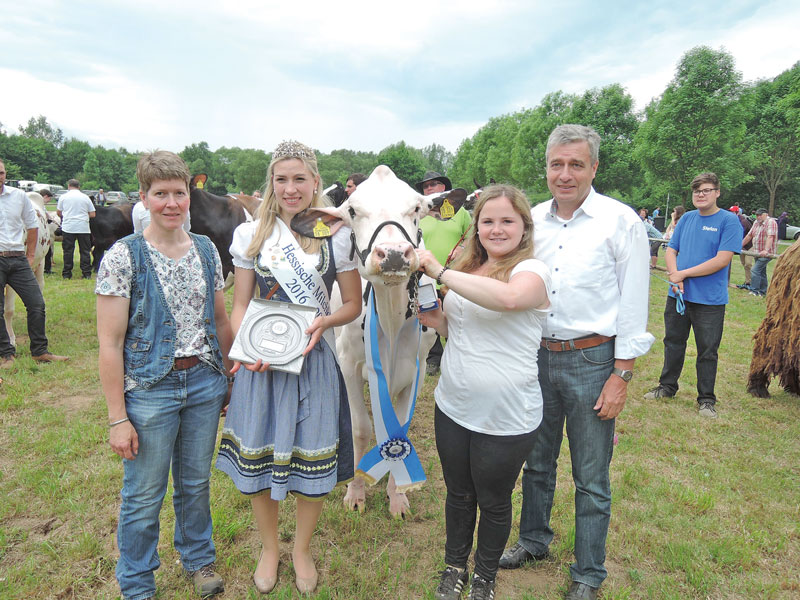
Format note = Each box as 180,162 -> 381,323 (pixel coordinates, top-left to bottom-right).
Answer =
668,209 -> 743,305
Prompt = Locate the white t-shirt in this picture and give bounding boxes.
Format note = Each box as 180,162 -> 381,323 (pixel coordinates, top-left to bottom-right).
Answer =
434,258 -> 551,436
229,219 -> 357,273
0,186 -> 38,251
57,189 -> 95,234
132,201 -> 191,233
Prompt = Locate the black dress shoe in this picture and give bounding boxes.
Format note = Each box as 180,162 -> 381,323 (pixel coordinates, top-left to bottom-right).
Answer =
498,542 -> 549,569
565,581 -> 598,600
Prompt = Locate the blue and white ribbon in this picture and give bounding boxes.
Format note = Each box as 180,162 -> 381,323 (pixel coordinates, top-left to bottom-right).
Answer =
356,288 -> 426,491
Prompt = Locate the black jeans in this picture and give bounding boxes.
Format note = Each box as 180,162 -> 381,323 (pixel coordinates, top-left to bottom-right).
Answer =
62,232 -> 92,278
659,296 -> 726,404
0,256 -> 49,356
435,405 -> 538,581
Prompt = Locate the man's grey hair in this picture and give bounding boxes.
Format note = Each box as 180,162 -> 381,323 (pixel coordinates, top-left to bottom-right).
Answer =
546,124 -> 601,165
67,178 -> 80,188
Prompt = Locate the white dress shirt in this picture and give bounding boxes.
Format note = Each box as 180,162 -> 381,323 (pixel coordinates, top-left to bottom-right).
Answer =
57,189 -> 94,234
532,187 -> 654,360
0,186 -> 38,252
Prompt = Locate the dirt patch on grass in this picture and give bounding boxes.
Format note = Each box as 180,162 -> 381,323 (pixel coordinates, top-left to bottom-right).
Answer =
51,394 -> 95,412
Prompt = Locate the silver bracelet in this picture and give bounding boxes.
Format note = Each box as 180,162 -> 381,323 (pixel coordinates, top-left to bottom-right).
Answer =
109,417 -> 130,428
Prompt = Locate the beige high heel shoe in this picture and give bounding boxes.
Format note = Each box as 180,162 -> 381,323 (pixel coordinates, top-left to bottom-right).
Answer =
253,550 -> 277,594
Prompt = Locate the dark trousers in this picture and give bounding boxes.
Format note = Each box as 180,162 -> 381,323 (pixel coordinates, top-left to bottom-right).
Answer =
658,296 -> 726,404
0,256 -> 49,356
44,246 -> 53,273
62,232 -> 92,278
435,405 -> 538,581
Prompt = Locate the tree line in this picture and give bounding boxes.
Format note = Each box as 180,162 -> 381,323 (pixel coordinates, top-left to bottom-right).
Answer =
1,46 -> 798,218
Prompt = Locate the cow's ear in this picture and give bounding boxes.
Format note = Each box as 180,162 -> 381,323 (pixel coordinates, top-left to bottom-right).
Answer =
291,207 -> 345,239
424,188 -> 468,220
191,174 -> 208,190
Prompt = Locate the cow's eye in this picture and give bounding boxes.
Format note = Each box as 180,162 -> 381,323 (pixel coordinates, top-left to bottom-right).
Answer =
348,207 -> 356,219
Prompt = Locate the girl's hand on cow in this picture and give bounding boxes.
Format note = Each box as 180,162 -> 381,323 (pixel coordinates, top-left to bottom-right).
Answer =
416,249 -> 443,279
109,421 -> 139,460
303,315 -> 328,356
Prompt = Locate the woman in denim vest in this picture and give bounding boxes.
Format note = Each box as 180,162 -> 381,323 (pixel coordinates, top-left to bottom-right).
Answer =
96,151 -> 233,600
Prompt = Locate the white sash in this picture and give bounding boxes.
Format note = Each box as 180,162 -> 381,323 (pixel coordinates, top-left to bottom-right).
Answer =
258,218 -> 335,350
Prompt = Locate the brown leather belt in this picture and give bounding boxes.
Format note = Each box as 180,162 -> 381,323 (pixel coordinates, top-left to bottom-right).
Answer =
540,334 -> 614,352
173,355 -> 201,370
0,251 -> 26,257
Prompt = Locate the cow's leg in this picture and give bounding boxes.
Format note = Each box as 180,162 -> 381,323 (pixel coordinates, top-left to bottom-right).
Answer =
342,364 -> 369,512
4,287 -> 16,347
385,382 -> 420,519
34,260 -> 45,292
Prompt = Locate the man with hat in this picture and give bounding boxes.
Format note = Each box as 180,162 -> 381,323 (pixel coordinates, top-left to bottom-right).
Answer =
416,171 -> 472,376
742,208 -> 777,297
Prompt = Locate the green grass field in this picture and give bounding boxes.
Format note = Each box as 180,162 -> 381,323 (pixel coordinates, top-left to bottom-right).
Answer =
0,242 -> 798,599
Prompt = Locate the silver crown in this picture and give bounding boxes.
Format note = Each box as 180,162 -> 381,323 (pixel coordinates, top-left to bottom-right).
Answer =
272,140 -> 316,161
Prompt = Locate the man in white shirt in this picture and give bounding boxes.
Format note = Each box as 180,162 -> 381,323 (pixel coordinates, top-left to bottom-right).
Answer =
499,125 -> 654,600
57,179 -> 96,279
0,159 -> 68,366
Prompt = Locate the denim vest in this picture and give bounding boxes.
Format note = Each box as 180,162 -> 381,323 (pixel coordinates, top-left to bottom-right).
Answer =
120,233 -> 225,388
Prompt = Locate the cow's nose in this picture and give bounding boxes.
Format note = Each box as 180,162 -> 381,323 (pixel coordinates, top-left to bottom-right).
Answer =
371,242 -> 415,272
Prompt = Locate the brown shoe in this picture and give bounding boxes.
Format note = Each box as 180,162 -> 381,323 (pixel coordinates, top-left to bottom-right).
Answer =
31,353 -> 69,363
0,356 -> 15,369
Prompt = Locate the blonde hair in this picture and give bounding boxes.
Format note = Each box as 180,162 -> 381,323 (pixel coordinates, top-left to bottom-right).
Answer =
448,184 -> 533,282
246,143 -> 327,257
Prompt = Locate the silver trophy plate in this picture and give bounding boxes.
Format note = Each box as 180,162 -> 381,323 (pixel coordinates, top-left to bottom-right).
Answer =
229,298 -> 317,375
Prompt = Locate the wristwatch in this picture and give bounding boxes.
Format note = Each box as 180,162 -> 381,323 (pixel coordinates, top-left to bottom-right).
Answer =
612,367 -> 633,382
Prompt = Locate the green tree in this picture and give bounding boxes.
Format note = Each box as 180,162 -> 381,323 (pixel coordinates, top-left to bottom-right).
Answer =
82,150 -> 101,188
233,149 -> 270,194
375,141 -> 427,186
569,84 -> 640,198
18,115 -> 64,148
742,63 -> 800,215
420,143 -> 453,175
634,46 -> 750,204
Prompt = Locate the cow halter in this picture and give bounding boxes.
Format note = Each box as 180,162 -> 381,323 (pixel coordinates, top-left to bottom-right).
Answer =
349,219 -> 423,266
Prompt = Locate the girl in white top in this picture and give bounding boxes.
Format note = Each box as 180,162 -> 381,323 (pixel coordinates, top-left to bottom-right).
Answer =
416,184 -> 551,600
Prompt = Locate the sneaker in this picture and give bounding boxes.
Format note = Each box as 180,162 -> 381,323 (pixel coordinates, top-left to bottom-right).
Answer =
698,403 -> 718,418
190,563 -> 224,597
565,581 -> 599,599
498,542 -> 549,569
469,574 -> 495,600
435,566 -> 469,600
643,386 -> 674,400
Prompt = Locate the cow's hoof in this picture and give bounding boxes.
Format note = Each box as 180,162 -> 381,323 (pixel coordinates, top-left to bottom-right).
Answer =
387,492 -> 409,519
344,481 -> 366,513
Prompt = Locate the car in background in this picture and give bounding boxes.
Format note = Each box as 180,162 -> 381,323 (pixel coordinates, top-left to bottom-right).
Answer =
785,224 -> 800,241
128,191 -> 140,202
106,191 -> 127,204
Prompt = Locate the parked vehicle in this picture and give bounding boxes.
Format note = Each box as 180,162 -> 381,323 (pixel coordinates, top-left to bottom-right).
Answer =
128,191 -> 140,202
17,180 -> 37,191
785,224 -> 800,241
106,191 -> 127,204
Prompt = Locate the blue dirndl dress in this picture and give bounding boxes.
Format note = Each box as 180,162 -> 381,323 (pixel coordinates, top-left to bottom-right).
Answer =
215,236 -> 354,500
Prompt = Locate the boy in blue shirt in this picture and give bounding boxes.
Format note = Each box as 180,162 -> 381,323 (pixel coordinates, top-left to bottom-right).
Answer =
644,172 -> 743,418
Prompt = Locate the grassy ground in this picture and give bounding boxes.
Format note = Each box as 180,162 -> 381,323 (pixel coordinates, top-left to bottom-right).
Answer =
0,242 -> 798,599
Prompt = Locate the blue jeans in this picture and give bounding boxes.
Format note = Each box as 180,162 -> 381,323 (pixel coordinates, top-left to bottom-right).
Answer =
750,257 -> 771,296
658,296 -> 725,405
116,363 -> 226,600
0,256 -> 49,357
518,340 -> 616,588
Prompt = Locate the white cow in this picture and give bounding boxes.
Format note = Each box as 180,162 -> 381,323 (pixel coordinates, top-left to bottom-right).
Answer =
4,192 -> 53,345
294,166 -> 462,517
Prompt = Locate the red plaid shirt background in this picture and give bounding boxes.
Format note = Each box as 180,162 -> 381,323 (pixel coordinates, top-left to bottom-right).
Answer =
750,217 -> 777,254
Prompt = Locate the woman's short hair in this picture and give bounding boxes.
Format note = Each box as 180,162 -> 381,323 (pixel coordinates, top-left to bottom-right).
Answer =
449,184 -> 534,283
136,151 -> 191,194
690,172 -> 719,190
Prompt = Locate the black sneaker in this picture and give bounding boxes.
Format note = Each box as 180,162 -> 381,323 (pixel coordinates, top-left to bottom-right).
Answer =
468,574 -> 495,600
436,566 -> 469,600
643,386 -> 674,400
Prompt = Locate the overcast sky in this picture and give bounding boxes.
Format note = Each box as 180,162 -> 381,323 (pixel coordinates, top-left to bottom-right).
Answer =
3,0 -> 798,155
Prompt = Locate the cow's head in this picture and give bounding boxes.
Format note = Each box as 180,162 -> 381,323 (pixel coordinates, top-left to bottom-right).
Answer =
292,166 -> 465,287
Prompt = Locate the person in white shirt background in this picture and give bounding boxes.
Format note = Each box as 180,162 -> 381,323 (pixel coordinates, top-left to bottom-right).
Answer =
499,125 -> 654,600
57,179 -> 96,279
